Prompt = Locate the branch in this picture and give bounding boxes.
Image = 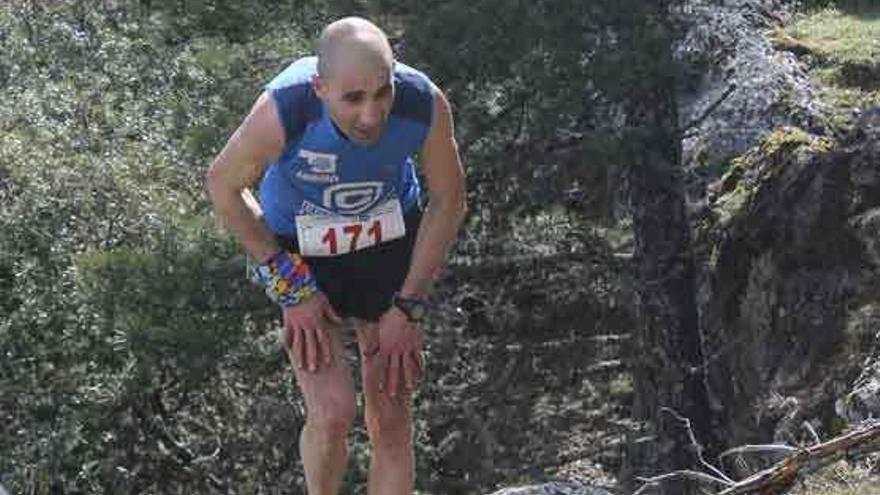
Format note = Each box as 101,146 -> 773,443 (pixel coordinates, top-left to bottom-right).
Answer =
803,421 -> 821,446
634,419 -> 880,495
633,409 -> 736,494
459,92 -> 531,156
135,391 -> 226,491
719,444 -> 799,460
633,470 -> 733,495
661,407 -> 735,484
717,421 -> 880,495
681,83 -> 738,138
447,250 -> 610,279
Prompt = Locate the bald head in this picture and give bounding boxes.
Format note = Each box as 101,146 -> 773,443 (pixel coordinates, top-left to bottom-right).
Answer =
312,18 -> 396,145
317,17 -> 394,80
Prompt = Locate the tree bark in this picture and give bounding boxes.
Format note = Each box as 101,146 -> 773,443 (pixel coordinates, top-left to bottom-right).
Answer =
616,3 -> 718,492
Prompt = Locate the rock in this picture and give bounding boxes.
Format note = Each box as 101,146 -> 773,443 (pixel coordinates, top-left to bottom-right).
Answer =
845,107 -> 880,273
676,0 -> 829,198
836,303 -> 880,423
487,481 -> 612,495
847,108 -> 880,214
695,97 -> 880,444
836,356 -> 880,423
839,60 -> 880,92
850,208 -> 880,269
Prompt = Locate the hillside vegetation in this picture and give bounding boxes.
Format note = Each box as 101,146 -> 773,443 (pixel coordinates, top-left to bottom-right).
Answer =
1,1 -> 879,494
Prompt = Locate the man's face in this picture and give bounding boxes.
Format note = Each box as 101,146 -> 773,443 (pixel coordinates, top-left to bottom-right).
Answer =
313,63 -> 394,146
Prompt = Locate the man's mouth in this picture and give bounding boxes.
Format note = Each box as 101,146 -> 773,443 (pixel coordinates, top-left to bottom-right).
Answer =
354,126 -> 379,141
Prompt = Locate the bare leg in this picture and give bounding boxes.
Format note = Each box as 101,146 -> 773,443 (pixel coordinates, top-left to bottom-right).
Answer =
355,321 -> 415,495
287,323 -> 356,495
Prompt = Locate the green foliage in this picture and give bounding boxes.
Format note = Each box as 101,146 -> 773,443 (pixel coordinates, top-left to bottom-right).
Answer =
0,1 -> 318,491
75,224 -> 251,385
333,0 -> 687,241
140,0 -> 324,43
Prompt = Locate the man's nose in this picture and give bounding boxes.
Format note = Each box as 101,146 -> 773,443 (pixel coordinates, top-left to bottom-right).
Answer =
360,100 -> 383,127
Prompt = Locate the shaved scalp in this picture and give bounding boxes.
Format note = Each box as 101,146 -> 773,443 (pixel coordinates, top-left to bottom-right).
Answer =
317,17 -> 394,79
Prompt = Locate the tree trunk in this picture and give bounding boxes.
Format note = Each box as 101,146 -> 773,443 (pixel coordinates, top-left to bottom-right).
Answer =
616,4 -> 718,493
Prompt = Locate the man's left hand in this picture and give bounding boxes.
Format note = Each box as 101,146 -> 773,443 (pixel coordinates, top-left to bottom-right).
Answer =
375,307 -> 424,397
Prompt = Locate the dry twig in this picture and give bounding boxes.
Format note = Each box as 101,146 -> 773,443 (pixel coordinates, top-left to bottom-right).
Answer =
719,444 -> 799,460
632,420 -> 880,495
717,421 -> 880,495
633,469 -> 733,495
661,407 -> 735,484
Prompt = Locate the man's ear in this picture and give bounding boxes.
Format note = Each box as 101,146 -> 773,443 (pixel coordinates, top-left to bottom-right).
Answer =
312,74 -> 328,101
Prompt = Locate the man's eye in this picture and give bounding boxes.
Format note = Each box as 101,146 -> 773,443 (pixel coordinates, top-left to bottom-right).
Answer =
344,94 -> 363,103
376,86 -> 391,99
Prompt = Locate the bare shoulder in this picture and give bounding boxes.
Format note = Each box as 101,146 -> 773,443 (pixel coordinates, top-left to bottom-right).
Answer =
237,91 -> 286,158
420,82 -> 464,188
207,91 -> 286,189
221,91 -> 285,170
426,83 -> 456,141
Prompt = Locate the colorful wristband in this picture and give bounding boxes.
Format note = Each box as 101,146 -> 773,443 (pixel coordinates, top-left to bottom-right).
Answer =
251,250 -> 318,307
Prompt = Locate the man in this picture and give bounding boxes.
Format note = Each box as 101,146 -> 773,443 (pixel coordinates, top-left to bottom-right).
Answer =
206,16 -> 466,495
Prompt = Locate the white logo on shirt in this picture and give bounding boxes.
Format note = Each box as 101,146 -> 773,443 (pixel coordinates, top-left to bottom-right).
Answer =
299,149 -> 337,174
322,182 -> 384,215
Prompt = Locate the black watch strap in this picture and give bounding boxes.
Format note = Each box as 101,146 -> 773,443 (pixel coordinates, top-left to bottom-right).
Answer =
391,292 -> 428,322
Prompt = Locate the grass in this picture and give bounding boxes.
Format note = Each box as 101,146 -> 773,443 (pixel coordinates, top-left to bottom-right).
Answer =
778,5 -> 880,131
787,7 -> 879,67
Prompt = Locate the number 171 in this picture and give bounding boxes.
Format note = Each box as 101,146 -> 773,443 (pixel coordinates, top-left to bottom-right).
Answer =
321,220 -> 383,254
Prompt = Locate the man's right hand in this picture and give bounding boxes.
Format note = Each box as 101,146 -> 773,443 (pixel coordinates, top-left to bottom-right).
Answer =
283,292 -> 343,372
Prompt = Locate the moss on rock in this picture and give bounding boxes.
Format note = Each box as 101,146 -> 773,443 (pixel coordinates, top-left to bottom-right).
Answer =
710,127 -> 834,228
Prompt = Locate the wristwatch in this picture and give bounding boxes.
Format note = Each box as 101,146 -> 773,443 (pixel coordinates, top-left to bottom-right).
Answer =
391,292 -> 428,322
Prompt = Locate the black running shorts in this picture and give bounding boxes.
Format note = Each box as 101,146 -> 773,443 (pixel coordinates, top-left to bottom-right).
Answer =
277,208 -> 422,322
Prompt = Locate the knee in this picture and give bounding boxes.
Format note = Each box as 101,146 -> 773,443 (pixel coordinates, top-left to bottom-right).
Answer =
366,405 -> 412,449
306,397 -> 356,441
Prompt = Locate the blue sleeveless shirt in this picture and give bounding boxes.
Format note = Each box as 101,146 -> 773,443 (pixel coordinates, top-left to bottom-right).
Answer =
258,56 -> 434,239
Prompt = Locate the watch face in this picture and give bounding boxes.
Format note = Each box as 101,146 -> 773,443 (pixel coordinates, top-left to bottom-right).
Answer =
394,294 -> 427,322
409,303 -> 427,321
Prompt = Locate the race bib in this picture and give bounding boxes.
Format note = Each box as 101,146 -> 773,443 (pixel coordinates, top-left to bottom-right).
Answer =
295,199 -> 406,257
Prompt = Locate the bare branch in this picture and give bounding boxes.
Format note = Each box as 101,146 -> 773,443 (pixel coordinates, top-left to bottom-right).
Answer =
717,422 -> 880,495
459,92 -> 531,156
634,469 -> 734,495
719,444 -> 799,460
681,83 -> 738,138
634,422 -> 880,495
660,407 -> 736,484
803,421 -> 821,446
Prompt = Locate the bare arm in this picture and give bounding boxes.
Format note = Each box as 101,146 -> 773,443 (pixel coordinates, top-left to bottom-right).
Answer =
376,85 -> 465,396
206,92 -> 285,263
399,86 -> 467,298
209,91 -> 339,371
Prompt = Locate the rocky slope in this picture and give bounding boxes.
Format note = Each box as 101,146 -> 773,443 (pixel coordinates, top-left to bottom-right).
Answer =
697,110 -> 880,446
484,1 -> 880,493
